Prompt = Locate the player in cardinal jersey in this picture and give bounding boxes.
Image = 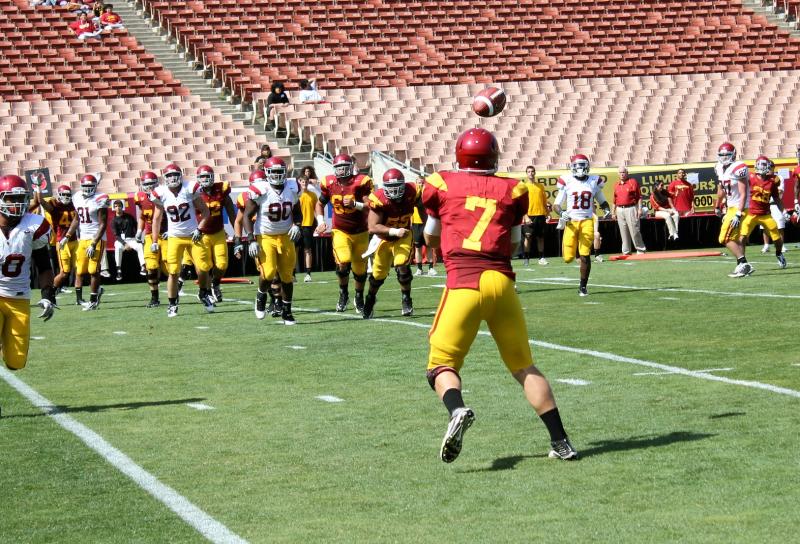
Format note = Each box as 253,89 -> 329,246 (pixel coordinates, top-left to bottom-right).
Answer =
714,142 -> 753,277
134,171 -> 167,307
64,174 -> 108,310
196,165 -> 236,303
150,163 -> 214,317
362,169 -> 421,318
0,175 -> 57,384
739,156 -> 789,269
422,128 -> 577,463
553,155 -> 611,296
33,184 -> 77,297
243,158 -> 302,324
314,154 -> 374,313
790,145 -> 800,218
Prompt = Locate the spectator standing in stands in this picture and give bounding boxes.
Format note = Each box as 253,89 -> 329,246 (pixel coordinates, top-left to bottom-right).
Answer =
98,4 -> 124,30
612,166 -> 646,254
650,180 -> 680,240
297,176 -> 318,282
266,82 -> 289,128
111,200 -> 144,281
301,166 -> 320,195
260,144 -> 272,160
298,79 -> 324,103
521,165 -> 550,266
91,1 -> 103,19
69,12 -> 104,40
668,169 -> 695,216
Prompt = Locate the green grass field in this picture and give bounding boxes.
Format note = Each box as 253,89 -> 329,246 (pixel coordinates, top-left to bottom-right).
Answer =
2,247 -> 799,543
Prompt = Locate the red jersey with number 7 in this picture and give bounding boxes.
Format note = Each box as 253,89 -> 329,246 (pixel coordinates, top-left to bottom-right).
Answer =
422,171 -> 528,289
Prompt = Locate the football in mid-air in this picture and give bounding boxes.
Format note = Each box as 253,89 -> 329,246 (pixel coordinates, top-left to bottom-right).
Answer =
472,87 -> 507,117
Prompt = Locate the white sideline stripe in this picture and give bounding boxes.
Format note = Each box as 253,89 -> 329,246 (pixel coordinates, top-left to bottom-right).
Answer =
518,279 -> 800,299
316,395 -> 344,403
195,326 -> 209,330
634,367 -> 733,377
306,309 -> 800,399
112,331 -> 127,335
0,368 -> 248,544
659,297 -> 680,301
186,402 -> 215,411
286,345 -> 306,350
555,378 -> 591,386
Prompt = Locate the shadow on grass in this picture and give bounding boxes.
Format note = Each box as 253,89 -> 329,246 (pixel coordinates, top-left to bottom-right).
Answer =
2,397 -> 207,419
462,431 -> 716,471
709,412 -> 746,419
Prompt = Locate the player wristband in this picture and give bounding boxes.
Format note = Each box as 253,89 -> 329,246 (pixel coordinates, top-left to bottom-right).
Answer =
388,228 -> 401,237
354,202 -> 365,211
246,232 -> 255,243
316,214 -> 325,225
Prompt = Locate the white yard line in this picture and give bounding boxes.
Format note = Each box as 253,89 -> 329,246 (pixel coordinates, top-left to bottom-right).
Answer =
0,368 -> 247,544
517,278 -> 800,299
301,309 -> 800,399
555,378 -> 591,386
186,402 -> 215,411
633,367 -> 733,377
316,395 -> 344,403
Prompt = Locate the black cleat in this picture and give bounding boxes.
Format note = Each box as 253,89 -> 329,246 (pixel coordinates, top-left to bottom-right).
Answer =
336,291 -> 349,312
401,293 -> 413,316
281,305 -> 296,325
213,285 -> 223,303
578,286 -> 588,297
354,291 -> 364,314
146,299 -> 161,308
548,438 -> 579,460
362,293 -> 376,319
255,292 -> 267,319
271,297 -> 283,318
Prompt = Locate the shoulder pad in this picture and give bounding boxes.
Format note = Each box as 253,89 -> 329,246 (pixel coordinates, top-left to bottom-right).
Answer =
368,192 -> 384,209
425,172 -> 448,191
511,180 -> 528,199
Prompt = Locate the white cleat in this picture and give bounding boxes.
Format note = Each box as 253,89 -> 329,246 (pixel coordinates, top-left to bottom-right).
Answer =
440,407 -> 475,463
303,273 -> 312,283
167,304 -> 178,318
538,257 -> 549,265
427,267 -> 437,276
414,268 -> 423,276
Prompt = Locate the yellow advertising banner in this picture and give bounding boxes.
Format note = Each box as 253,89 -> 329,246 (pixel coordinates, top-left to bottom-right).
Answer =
503,158 -> 798,213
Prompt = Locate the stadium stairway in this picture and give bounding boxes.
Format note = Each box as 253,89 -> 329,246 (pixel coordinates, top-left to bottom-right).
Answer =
117,0 -> 314,173
743,0 -> 800,34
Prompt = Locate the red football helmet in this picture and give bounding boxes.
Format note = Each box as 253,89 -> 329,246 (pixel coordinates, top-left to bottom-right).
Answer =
80,174 -> 98,197
718,142 -> 736,166
196,165 -> 215,188
265,157 -> 287,189
249,169 -> 267,184
382,168 -> 406,200
569,154 -> 590,178
332,153 -> 354,181
455,128 -> 499,174
163,163 -> 182,188
755,155 -> 774,176
140,171 -> 159,192
0,175 -> 30,218
57,184 -> 72,204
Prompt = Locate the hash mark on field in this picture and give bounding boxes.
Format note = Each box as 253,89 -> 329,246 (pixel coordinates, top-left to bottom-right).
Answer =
296,307 -> 800,399
112,331 -> 127,335
0,368 -> 247,544
659,297 -> 680,300
31,336 -> 45,340
186,402 -> 215,410
195,326 -> 209,330
555,378 -> 591,386
583,301 -> 601,305
316,395 -> 344,403
286,345 -> 306,350
634,367 -> 733,377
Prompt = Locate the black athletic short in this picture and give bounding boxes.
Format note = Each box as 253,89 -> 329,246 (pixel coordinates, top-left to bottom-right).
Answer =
296,226 -> 315,249
412,224 -> 425,247
522,215 -> 546,238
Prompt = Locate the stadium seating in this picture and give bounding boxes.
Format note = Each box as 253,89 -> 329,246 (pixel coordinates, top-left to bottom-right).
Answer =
269,71 -> 800,172
0,0 -> 183,101
0,96 -> 289,193
142,0 -> 800,103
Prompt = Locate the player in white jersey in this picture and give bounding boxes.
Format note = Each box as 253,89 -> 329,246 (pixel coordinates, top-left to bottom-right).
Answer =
713,142 -> 753,277
553,154 -> 611,296
0,175 -> 57,402
63,174 -> 108,310
243,158 -> 302,324
150,163 -> 214,317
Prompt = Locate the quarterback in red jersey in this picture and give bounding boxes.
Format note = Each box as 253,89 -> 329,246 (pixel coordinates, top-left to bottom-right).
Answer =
314,154 -> 374,313
422,128 -> 577,463
33,184 -> 77,296
739,156 -> 789,269
362,169 -> 421,319
196,165 -> 236,303
135,171 -> 167,307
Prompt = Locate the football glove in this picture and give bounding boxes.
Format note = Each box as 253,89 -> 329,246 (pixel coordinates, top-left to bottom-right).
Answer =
714,208 -> 724,218
783,210 -> 792,223
248,240 -> 260,258
191,228 -> 203,243
58,237 -> 69,250
85,244 -> 96,258
601,208 -> 612,220
150,242 -> 160,253
560,210 -> 571,222
795,202 -> 800,215
233,237 -> 243,258
730,213 -> 742,229
160,232 -> 169,240
288,224 -> 301,242
37,299 -> 57,322
134,229 -> 144,243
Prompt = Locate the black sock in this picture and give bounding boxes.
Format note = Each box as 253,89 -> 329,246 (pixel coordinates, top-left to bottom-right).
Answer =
339,285 -> 348,295
579,278 -> 588,289
150,289 -> 159,302
442,388 -> 465,416
355,289 -> 363,297
539,408 -> 567,442
169,297 -> 177,306
76,287 -> 82,302
212,277 -> 221,287
416,263 -> 423,271
90,292 -> 98,303
737,256 -> 748,265
282,300 -> 291,311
